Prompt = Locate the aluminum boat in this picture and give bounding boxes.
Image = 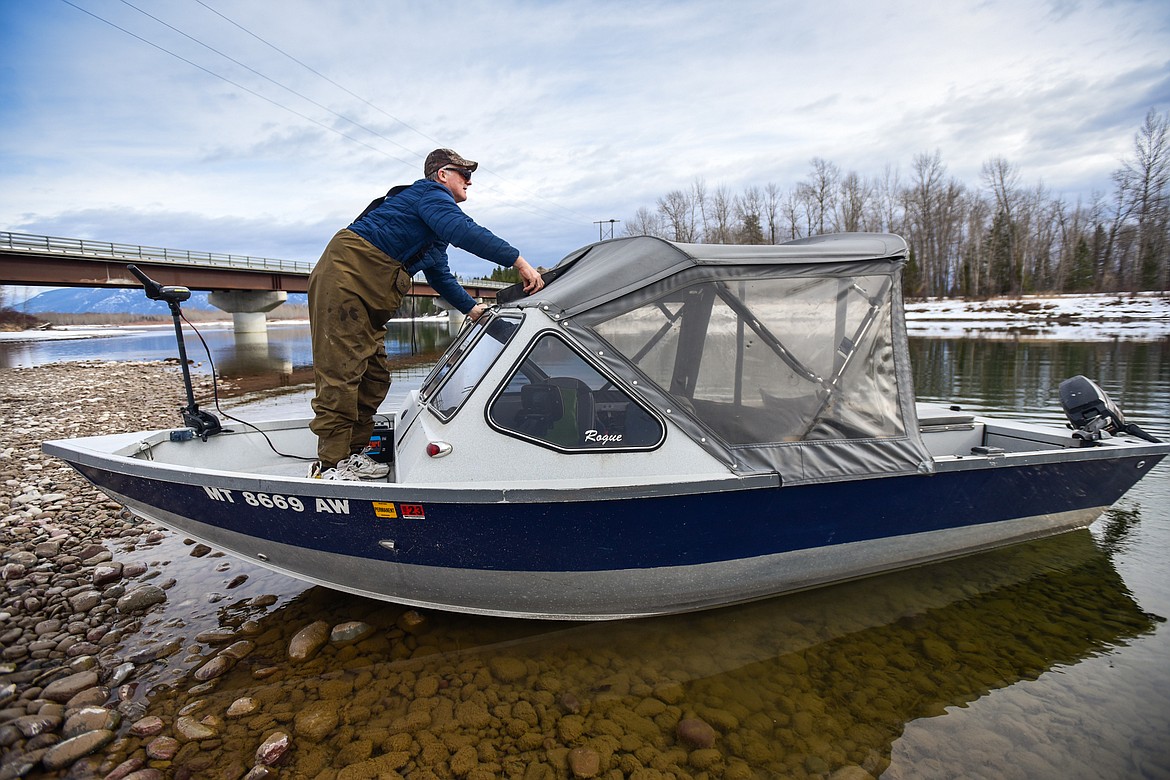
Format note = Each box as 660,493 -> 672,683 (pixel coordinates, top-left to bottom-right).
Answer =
44,234 -> 1170,619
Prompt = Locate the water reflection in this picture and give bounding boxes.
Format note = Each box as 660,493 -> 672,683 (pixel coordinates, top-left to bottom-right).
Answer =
909,337 -> 1170,431
109,528 -> 1157,779
0,320 -> 458,387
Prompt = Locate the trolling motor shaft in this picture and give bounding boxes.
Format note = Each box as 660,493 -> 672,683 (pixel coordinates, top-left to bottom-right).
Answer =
126,264 -> 221,439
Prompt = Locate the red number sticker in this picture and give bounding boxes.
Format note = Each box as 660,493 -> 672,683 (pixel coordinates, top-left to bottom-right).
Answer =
400,504 -> 426,519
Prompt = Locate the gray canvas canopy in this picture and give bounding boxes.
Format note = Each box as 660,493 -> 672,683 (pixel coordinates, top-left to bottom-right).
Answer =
505,234 -> 934,484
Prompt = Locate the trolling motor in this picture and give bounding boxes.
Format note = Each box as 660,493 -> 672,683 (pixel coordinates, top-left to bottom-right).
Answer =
1059,375 -> 1160,444
127,264 -> 222,439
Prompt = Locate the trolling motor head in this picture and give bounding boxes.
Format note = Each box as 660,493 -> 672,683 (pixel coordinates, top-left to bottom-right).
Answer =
127,264 -> 221,439
127,264 -> 192,309
1059,375 -> 1160,444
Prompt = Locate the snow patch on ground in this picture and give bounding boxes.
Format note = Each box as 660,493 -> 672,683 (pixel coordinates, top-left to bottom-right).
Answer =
905,292 -> 1170,341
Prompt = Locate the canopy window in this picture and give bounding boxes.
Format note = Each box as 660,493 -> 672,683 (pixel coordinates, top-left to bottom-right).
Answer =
585,265 -> 904,447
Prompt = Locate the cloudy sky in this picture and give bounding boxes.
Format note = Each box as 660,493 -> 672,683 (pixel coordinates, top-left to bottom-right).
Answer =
1,0 -> 1168,289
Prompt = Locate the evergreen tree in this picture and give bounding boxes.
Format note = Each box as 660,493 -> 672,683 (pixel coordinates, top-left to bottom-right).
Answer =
987,209 -> 1014,294
738,213 -> 765,244
489,266 -> 521,283
1067,236 -> 1095,292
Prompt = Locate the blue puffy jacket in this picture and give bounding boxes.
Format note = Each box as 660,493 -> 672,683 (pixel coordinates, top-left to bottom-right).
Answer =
348,179 -> 519,314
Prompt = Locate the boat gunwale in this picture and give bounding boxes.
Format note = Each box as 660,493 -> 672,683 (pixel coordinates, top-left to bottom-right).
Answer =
41,430 -> 782,503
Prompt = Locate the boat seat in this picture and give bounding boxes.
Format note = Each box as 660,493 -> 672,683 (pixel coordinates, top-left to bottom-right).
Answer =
917,404 -> 976,430
516,378 -> 597,447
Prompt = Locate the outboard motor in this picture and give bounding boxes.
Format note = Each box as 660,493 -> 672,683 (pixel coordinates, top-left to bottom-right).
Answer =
1059,375 -> 1160,444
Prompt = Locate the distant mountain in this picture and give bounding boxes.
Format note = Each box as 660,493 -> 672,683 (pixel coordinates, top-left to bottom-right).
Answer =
18,288 -> 307,315
18,287 -> 216,315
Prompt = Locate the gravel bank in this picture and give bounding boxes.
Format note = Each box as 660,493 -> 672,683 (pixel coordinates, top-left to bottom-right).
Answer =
0,362 -> 231,778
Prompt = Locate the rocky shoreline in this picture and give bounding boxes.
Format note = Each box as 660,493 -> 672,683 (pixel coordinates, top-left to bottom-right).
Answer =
0,362 -> 754,780
0,362 -> 219,777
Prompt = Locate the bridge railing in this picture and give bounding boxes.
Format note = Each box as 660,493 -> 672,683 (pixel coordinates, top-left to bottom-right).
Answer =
2,230 -> 514,291
0,231 -> 314,275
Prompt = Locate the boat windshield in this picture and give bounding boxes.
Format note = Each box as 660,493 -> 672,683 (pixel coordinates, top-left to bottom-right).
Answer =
487,333 -> 664,452
585,266 -> 905,445
421,312 -> 523,421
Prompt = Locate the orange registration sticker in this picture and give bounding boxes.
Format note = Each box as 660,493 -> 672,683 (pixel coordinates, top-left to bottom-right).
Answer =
372,501 -> 398,519
400,503 -> 426,519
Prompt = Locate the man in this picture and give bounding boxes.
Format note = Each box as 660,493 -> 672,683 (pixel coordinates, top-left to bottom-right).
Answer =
308,148 -> 544,480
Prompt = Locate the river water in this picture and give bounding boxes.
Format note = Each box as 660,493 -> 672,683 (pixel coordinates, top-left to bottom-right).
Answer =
6,324 -> 1169,778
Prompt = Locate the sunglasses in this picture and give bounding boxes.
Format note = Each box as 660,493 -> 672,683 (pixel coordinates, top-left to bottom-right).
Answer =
441,166 -> 472,183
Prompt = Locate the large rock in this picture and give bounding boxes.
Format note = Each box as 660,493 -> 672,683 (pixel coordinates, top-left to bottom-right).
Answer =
677,717 -> 717,749
255,731 -> 291,766
41,728 -> 116,770
42,670 -> 99,703
68,591 -> 102,613
92,562 -> 124,587
330,621 -> 373,644
63,706 -> 120,736
175,715 -> 217,741
116,585 -> 167,613
288,621 -> 330,662
294,703 -> 340,742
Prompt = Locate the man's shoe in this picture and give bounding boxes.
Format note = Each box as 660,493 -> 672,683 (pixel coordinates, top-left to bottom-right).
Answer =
308,460 -> 362,481
342,451 -> 391,480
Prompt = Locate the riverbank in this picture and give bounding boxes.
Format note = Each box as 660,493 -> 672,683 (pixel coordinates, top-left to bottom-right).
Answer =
904,291 -> 1170,340
0,363 -> 240,777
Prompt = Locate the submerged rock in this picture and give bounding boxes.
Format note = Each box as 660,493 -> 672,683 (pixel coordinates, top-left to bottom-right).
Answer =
288,620 -> 330,662
40,728 -> 116,770
677,717 -> 717,749
116,584 -> 167,613
330,620 -> 373,644
569,746 -> 601,778
255,731 -> 291,765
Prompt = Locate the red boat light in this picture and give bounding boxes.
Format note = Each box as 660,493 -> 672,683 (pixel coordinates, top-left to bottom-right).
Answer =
426,441 -> 452,458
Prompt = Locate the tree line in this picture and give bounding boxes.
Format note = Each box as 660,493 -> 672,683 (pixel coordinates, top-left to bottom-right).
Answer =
623,109 -> 1170,299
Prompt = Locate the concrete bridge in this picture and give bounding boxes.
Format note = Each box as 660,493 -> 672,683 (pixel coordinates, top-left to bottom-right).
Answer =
0,231 -> 508,332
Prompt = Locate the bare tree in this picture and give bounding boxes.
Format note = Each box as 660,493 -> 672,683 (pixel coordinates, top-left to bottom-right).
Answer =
1113,108 -> 1170,290
657,189 -> 700,243
903,151 -> 964,296
763,182 -> 782,243
624,206 -> 667,238
692,178 -> 710,242
982,157 -> 1024,293
838,171 -> 872,232
735,186 -> 765,244
781,190 -> 805,240
799,158 -> 841,235
874,164 -> 903,234
703,185 -> 735,244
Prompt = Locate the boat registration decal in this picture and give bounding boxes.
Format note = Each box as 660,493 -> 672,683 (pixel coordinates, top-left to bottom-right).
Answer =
400,503 -> 426,519
372,501 -> 398,519
203,486 -> 308,512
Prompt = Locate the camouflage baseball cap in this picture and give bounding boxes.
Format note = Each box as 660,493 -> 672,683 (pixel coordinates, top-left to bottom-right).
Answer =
424,148 -> 479,177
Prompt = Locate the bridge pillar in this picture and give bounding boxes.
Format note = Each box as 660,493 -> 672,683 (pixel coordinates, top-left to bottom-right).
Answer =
208,290 -> 288,333
448,308 -> 465,331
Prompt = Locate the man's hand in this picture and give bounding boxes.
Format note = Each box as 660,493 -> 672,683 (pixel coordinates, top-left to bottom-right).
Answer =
468,303 -> 488,322
514,257 -> 545,294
